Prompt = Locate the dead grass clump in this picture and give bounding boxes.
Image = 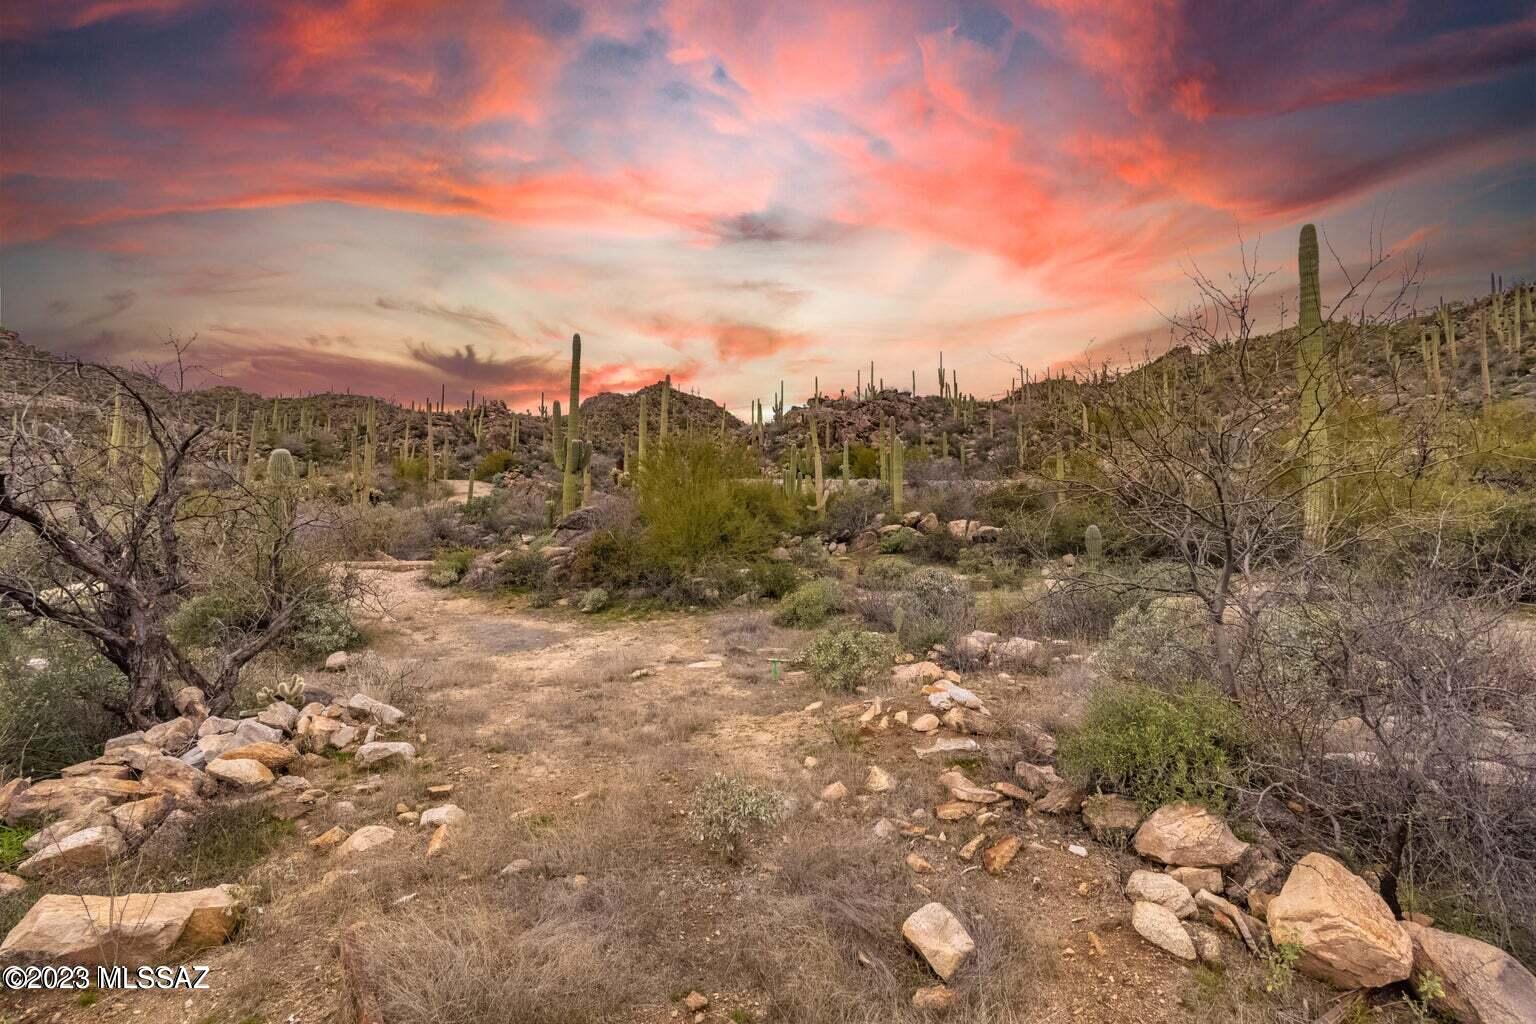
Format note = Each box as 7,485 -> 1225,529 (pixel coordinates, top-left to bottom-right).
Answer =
353,895 -> 648,1024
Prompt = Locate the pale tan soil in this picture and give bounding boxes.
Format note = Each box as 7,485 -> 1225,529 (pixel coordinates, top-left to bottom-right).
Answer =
2,570 -> 1355,1024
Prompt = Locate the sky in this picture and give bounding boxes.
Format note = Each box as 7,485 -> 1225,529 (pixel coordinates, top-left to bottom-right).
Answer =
2,0 -> 1533,413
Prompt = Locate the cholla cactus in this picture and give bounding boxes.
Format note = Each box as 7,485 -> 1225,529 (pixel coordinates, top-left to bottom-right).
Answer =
255,675 -> 305,707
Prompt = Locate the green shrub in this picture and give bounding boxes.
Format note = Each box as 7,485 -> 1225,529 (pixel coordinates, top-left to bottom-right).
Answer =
1059,682 -> 1243,811
427,547 -> 476,587
1097,601 -> 1213,687
860,556 -> 912,590
635,439 -> 789,569
895,567 -> 974,650
687,773 -> 783,860
491,549 -> 550,592
823,486 -> 884,539
773,579 -> 842,628
878,526 -> 920,553
0,621 -> 129,778
803,629 -> 898,691
473,449 -> 515,481
0,826 -> 32,870
748,559 -> 799,600
282,592 -> 363,661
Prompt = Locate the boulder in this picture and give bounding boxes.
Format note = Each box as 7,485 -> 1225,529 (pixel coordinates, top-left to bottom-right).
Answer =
0,884 -> 241,965
197,732 -> 242,758
1168,866 -> 1223,896
234,719 -> 284,746
196,716 -> 239,738
324,651 -> 350,672
902,902 -> 975,981
1131,901 -> 1197,960
1125,870 -> 1197,919
355,742 -> 416,769
1081,794 -> 1143,844
419,804 -> 467,829
172,686 -> 208,718
347,693 -> 406,727
4,776 -> 145,826
205,759 -> 275,791
137,755 -> 211,801
1032,783 -> 1087,815
1267,852 -> 1413,989
1402,921 -> 1536,1024
334,825 -> 395,859
1132,803 -> 1249,867
102,732 -> 146,753
257,702 -> 300,734
143,716 -> 196,754
992,637 -> 1048,671
0,777 -> 28,820
917,513 -> 940,534
215,742 -> 297,771
16,825 -> 127,878
1013,761 -> 1062,794
135,808 -> 196,861
892,661 -> 946,686
109,795 -> 176,843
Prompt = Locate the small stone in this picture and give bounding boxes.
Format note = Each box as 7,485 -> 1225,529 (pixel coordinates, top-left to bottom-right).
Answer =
864,766 -> 894,793
1131,901 -> 1197,961
420,804 -> 467,828
500,859 -> 533,876
0,872 -> 26,896
910,713 -> 941,733
355,742 -> 416,770
906,851 -> 935,874
1132,803 -> 1248,867
958,834 -> 987,861
1081,794 -> 1143,844
334,825 -> 395,859
214,741 -> 296,771
803,701 -> 824,712
992,782 -> 1030,801
257,702 -> 300,734
982,835 -> 1022,875
1169,866 -> 1224,897
803,756 -> 818,769
935,801 -> 978,821
1066,844 -> 1088,858
902,902 -> 975,981
324,651 -> 350,671
820,781 -> 849,802
912,985 -> 956,1012
347,693 -> 406,727
684,991 -> 709,1012
1125,870 -> 1198,919
914,738 -> 980,759
310,826 -> 348,850
425,824 -> 450,857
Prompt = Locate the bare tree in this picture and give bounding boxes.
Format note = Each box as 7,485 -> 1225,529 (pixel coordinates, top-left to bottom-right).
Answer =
0,350 -> 335,726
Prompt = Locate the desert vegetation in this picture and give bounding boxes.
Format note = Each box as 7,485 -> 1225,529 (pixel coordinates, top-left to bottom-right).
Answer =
1,228 -> 1533,1023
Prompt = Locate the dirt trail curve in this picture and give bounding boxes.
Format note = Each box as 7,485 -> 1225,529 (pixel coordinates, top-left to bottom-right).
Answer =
6,567 -> 1259,1024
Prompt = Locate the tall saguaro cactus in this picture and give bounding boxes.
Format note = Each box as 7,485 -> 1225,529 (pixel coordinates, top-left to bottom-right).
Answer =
1296,224 -> 1330,551
561,333 -> 583,516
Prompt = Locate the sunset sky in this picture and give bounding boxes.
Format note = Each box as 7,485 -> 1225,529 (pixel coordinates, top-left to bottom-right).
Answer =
2,1 -> 1533,412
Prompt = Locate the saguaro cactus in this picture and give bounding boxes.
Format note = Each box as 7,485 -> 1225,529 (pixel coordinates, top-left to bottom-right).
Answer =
891,432 -> 904,515
1296,224 -> 1330,551
1084,524 -> 1102,570
562,333 -> 582,515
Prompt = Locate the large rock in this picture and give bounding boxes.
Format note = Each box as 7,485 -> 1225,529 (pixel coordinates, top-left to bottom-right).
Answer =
197,716 -> 239,738
0,885 -> 241,965
1132,803 -> 1249,867
1131,901 -> 1197,960
16,825 -> 127,878
1402,922 -> 1536,1024
1125,870 -> 1197,919
355,742 -> 415,769
234,719 -> 284,746
335,825 -> 395,859
1082,794 -> 1143,844
109,795 -> 176,843
1267,853 -> 1413,990
143,716 -> 196,753
257,702 -> 300,734
902,902 -> 975,981
205,758 -> 275,791
4,776 -> 146,826
992,637 -> 1048,671
215,742 -> 297,771
137,755 -> 211,801
324,651 -> 350,672
347,693 -> 406,727
419,804 -> 466,829
0,778 -> 27,820
1032,783 -> 1087,815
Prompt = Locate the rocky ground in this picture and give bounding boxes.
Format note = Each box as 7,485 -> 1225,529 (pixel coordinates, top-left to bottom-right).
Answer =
3,568 -> 1530,1024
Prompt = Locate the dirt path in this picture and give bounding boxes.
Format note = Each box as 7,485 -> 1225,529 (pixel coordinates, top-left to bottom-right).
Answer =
7,570 -> 1315,1024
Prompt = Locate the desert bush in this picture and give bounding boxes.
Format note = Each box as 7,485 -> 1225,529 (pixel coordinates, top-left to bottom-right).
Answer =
489,549 -> 550,592
878,526 -> 921,553
913,526 -> 962,564
334,504 -> 435,560
170,573 -> 360,663
0,621 -> 128,778
822,486 -> 885,540
472,448 -> 515,481
986,581 -> 1136,642
747,559 -> 799,600
635,438 -> 792,569
1059,682 -> 1244,811
687,773 -> 783,860
1096,600 -> 1213,687
427,547 -> 476,587
894,567 -> 975,651
803,628 -> 898,691
774,579 -> 842,628
859,556 -> 912,590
